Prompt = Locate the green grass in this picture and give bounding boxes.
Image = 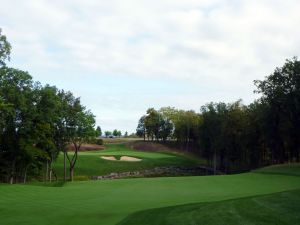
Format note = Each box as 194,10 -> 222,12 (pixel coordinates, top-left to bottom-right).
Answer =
53,144 -> 202,180
118,163 -> 300,225
118,190 -> 300,225
254,163 -> 300,176
1,164 -> 300,225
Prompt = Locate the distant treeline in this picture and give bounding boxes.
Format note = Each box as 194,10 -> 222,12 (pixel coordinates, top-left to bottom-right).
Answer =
0,29 -> 97,183
137,57 -> 300,173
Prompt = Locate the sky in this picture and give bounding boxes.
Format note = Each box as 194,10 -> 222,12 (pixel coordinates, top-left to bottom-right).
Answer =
1,0 -> 300,134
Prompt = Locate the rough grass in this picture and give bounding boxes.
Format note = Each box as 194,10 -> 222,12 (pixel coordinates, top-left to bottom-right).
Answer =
1,164 -> 300,225
53,144 -> 203,180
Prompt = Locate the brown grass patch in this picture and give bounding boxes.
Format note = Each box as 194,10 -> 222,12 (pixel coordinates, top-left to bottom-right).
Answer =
126,141 -> 173,152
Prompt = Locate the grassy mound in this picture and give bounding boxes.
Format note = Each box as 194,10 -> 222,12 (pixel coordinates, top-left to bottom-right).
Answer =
118,189 -> 300,225
1,164 -> 300,225
53,144 -> 202,180
117,163 -> 300,225
254,163 -> 300,176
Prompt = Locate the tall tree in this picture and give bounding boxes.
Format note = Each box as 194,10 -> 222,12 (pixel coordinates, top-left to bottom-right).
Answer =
104,131 -> 112,137
157,115 -> 173,142
35,85 -> 61,182
96,126 -> 102,137
53,90 -> 73,182
63,95 -> 95,181
116,130 -> 122,137
144,108 -> 161,141
255,57 -> 300,162
113,129 -> 118,137
136,115 -> 146,141
0,67 -> 46,183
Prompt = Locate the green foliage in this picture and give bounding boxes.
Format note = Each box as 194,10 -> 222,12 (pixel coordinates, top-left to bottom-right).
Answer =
95,138 -> 103,145
0,29 -> 11,66
104,130 -> 112,137
112,129 -> 122,137
0,30 -> 99,183
136,115 -> 146,139
137,109 -> 174,141
0,68 -> 96,183
95,126 -> 102,136
137,58 -> 300,173
254,57 -> 300,163
0,67 -> 40,183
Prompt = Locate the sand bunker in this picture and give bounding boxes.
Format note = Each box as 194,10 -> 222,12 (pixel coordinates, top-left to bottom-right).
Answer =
120,156 -> 142,162
101,156 -> 117,161
100,155 -> 142,162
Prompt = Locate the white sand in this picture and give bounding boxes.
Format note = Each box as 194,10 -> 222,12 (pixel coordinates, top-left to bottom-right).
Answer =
120,156 -> 142,162
100,155 -> 142,162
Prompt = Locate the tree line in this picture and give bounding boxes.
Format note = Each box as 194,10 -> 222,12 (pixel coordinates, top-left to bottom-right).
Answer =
102,130 -> 131,138
104,129 -> 122,137
137,57 -> 300,173
0,29 -> 98,183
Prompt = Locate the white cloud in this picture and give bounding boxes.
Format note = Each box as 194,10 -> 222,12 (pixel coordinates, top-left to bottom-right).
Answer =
1,0 -> 300,132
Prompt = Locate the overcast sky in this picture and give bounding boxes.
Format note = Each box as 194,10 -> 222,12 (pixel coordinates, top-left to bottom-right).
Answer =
1,0 -> 300,133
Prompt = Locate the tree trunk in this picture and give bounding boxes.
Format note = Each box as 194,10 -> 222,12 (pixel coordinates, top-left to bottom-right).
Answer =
49,169 -> 52,183
23,166 -> 28,184
66,142 -> 80,182
186,138 -> 189,152
49,160 -> 53,183
70,167 -> 74,182
63,150 -> 66,182
53,171 -> 58,181
9,159 -> 16,184
45,160 -> 49,182
213,150 -> 217,175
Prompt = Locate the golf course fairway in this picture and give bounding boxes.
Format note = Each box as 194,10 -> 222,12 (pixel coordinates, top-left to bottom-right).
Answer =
0,164 -> 300,225
53,144 -> 202,180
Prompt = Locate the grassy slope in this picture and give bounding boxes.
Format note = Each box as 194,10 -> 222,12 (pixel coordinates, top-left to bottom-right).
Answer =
53,144 -> 202,180
118,163 -> 300,225
0,165 -> 300,225
254,163 -> 300,176
118,190 -> 300,225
